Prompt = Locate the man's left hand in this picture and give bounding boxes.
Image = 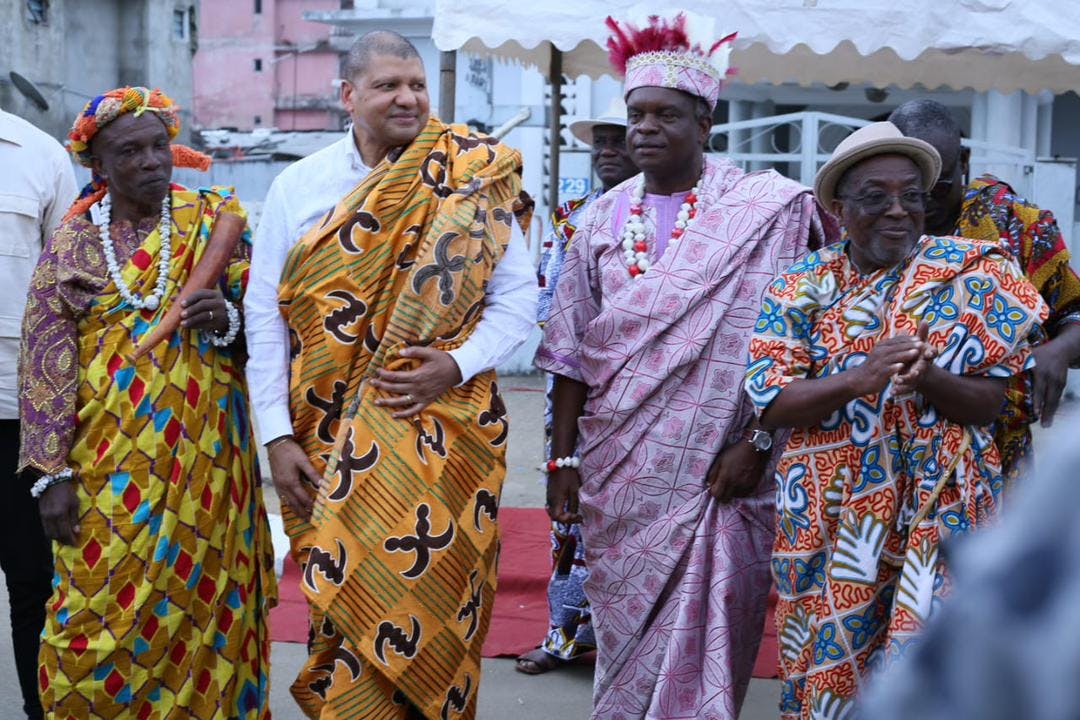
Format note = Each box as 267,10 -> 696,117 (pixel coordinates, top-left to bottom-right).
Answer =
181,288 -> 230,334
706,440 -> 769,504
372,346 -> 463,419
1032,340 -> 1072,428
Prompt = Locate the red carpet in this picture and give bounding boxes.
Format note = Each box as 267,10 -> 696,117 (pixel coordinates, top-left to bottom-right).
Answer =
480,507 -> 553,657
268,507 -> 779,677
269,556 -> 308,644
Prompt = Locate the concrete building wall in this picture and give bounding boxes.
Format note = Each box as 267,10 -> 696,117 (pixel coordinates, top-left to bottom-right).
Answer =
148,1 -> 197,138
1,0 -> 196,142
192,0 -> 277,130
277,0 -> 337,44
1,0 -> 74,139
118,2 -> 149,86
272,48 -> 340,131
193,0 -> 340,131
271,2 -> 340,132
64,2 -> 121,121
117,1 -> 198,141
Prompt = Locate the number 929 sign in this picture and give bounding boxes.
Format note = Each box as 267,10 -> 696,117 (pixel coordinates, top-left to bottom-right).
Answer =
558,177 -> 590,197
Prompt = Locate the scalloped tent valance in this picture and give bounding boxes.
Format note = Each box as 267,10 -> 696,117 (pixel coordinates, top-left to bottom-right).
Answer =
432,0 -> 1080,94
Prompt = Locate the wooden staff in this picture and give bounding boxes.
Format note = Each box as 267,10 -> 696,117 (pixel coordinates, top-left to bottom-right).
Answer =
130,210 -> 246,360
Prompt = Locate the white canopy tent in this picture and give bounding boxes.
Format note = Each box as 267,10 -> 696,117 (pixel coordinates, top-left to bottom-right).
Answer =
433,0 -> 1080,211
432,0 -> 1080,93
433,0 -> 1080,380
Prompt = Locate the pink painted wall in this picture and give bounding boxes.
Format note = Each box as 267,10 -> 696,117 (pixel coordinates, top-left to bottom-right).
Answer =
194,0 -> 341,131
276,0 -> 338,44
273,46 -> 341,131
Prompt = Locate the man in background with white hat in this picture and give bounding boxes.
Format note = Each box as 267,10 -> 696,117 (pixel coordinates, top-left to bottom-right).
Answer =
516,97 -> 637,676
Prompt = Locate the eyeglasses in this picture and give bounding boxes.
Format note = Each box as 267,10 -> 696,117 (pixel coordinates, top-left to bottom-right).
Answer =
591,135 -> 627,150
838,190 -> 928,215
928,159 -> 963,199
929,178 -> 954,201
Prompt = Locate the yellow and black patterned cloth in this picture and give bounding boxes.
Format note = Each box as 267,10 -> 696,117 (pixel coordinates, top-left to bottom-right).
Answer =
278,117 -> 532,719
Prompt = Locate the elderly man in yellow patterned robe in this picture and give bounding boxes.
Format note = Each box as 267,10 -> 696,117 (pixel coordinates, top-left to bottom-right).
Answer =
19,86 -> 275,719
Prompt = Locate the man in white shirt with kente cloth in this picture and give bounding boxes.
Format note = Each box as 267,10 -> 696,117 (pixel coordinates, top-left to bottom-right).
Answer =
245,30 -> 536,720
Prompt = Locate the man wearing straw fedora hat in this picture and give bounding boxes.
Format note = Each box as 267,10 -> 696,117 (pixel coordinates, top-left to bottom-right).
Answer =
746,121 -> 1048,718
517,96 -> 637,676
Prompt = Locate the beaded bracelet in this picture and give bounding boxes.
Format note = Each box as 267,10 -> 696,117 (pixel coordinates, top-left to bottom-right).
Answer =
544,456 -> 581,473
30,468 -> 73,499
202,300 -> 241,347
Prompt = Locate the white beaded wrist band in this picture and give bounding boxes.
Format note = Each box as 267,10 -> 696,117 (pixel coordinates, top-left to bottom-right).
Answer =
30,468 -> 73,499
545,456 -> 581,473
201,300 -> 241,347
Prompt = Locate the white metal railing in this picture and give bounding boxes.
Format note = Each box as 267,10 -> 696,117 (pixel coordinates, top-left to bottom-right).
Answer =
708,111 -> 871,185
708,111 -> 1038,192
964,137 -> 1037,199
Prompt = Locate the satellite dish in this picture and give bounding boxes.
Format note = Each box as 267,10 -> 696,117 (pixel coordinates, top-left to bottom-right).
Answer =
9,72 -> 49,112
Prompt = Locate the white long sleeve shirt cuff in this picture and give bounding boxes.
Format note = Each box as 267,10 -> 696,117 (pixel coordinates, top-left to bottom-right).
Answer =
448,220 -> 538,384
256,401 -> 295,446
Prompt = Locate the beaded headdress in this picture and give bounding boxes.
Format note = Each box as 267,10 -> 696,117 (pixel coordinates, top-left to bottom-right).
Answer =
606,10 -> 736,109
63,86 -> 211,221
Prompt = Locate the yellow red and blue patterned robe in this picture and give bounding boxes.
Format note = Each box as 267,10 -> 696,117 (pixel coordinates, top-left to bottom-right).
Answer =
18,186 -> 276,719
746,235 -> 1047,719
955,174 -> 1080,481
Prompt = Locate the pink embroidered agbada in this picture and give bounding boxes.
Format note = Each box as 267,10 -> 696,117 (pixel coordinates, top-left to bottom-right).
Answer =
536,156 -> 827,719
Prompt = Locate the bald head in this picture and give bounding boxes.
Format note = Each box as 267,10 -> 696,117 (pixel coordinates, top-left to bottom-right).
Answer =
889,99 -> 968,234
889,100 -> 962,158
343,30 -> 423,83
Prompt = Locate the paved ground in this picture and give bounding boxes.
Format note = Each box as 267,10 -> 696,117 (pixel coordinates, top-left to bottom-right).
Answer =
5,372 -> 1070,718
0,372 -> 779,719
256,373 -> 780,718
0,579 -> 778,720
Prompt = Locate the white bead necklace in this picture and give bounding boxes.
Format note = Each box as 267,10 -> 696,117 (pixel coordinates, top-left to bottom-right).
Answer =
96,193 -> 172,311
620,177 -> 702,277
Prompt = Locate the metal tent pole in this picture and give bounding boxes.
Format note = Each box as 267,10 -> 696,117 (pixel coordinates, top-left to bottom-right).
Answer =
439,50 -> 457,122
547,46 -> 563,215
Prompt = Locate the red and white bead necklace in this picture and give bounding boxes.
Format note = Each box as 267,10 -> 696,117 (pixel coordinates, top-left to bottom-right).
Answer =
620,178 -> 701,277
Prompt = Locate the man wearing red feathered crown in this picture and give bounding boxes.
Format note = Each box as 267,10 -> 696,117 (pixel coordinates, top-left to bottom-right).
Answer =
536,8 -> 834,719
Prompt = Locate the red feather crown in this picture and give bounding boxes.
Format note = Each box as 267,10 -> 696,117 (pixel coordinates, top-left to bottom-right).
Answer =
605,12 -> 737,80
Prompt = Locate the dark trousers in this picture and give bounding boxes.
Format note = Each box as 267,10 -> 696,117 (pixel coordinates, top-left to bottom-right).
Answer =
0,420 -> 53,720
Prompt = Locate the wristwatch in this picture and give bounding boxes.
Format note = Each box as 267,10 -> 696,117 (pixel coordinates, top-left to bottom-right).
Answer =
745,428 -> 773,452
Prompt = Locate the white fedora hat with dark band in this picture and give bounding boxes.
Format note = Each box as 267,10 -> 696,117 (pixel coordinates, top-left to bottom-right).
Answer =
814,121 -> 942,207
568,96 -> 628,146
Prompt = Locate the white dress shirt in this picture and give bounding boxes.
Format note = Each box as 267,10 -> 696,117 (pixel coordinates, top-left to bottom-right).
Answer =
244,129 -> 537,445
0,109 -> 77,419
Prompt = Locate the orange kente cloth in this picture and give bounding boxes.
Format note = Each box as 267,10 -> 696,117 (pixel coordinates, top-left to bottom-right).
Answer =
278,117 -> 532,719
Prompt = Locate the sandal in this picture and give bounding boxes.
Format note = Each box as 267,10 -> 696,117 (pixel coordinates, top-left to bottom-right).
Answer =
514,647 -> 565,675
